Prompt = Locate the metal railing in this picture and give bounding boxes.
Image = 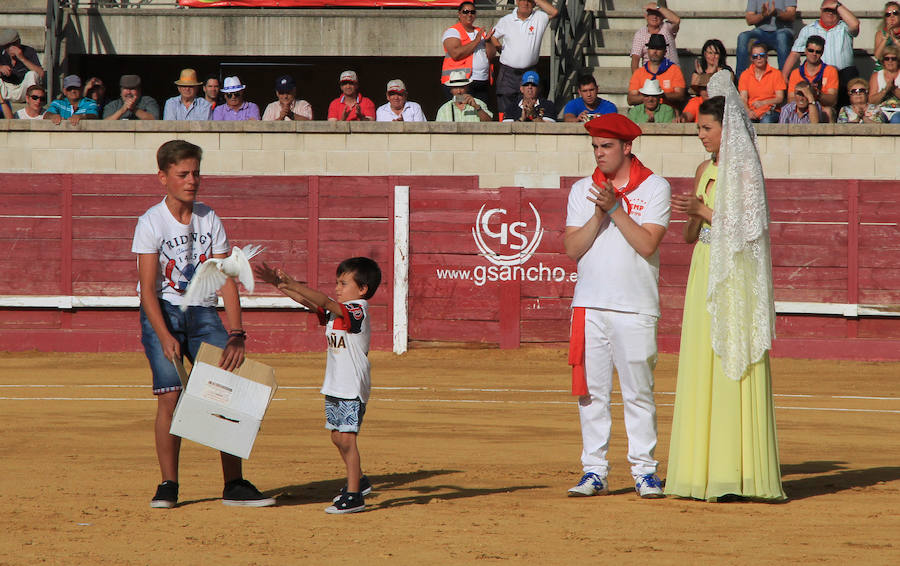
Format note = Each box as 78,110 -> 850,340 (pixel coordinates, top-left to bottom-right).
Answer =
45,0 -> 63,98
550,0 -> 596,105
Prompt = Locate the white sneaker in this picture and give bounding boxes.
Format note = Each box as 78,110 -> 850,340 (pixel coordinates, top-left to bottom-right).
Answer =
635,474 -> 665,498
567,472 -> 609,497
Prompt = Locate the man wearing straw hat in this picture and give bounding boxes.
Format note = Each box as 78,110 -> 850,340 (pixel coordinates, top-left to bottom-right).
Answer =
163,69 -> 212,121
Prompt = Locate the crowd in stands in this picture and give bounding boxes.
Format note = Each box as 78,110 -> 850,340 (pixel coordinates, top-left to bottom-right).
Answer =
2,1 -> 899,125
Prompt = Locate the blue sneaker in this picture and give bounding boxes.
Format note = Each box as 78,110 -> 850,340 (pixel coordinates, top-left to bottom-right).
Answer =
567,472 -> 609,497
635,474 -> 665,498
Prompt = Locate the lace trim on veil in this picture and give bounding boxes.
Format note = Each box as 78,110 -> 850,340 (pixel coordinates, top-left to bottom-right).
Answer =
705,70 -> 776,381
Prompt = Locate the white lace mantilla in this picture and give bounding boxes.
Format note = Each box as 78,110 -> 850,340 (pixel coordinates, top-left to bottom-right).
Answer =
705,70 -> 776,381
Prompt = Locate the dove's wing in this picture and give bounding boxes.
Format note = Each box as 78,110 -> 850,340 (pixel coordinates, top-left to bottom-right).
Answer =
241,244 -> 264,261
230,246 -> 256,294
180,259 -> 227,310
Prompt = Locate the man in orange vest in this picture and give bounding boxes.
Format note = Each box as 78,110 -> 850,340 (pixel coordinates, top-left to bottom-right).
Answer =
441,2 -> 495,110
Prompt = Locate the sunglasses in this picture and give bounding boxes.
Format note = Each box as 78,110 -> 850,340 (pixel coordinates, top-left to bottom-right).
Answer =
886,10 -> 900,16
223,92 -> 242,98
387,90 -> 405,96
340,81 -> 356,86
806,48 -> 823,54
29,94 -> 46,101
794,91 -> 806,97
849,88 -> 867,94
751,53 -> 767,59
460,9 -> 476,14
884,56 -> 899,61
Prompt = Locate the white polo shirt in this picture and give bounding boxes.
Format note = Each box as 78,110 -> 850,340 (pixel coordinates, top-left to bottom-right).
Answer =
566,173 -> 671,317
493,9 -> 551,69
375,101 -> 426,122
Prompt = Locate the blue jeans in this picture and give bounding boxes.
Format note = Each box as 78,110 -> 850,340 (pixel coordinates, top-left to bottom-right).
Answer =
736,28 -> 794,79
751,109 -> 780,124
140,300 -> 228,394
891,112 -> 900,124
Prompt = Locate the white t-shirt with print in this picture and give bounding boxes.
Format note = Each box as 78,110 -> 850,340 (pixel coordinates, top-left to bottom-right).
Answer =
566,172 -> 671,317
131,198 -> 230,307
320,299 -> 372,403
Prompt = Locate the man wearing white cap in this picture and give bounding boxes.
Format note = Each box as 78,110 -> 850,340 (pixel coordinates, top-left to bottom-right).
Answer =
375,79 -> 426,122
0,28 -> 44,103
627,78 -> 676,123
164,69 -> 212,121
327,70 -> 375,121
212,76 -> 260,121
435,70 -> 493,122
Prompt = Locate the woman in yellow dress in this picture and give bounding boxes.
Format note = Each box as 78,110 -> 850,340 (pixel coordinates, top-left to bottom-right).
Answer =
665,71 -> 786,502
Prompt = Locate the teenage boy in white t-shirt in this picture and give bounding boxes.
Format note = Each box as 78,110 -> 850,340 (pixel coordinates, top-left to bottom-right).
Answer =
564,114 -> 670,500
255,257 -> 382,514
133,140 -> 275,509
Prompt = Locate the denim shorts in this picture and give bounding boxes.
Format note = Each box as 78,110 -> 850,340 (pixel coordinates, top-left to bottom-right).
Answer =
324,396 -> 366,433
140,300 -> 228,394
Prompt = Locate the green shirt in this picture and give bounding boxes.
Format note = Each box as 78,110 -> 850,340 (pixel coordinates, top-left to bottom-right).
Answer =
435,98 -> 492,122
627,103 -> 676,124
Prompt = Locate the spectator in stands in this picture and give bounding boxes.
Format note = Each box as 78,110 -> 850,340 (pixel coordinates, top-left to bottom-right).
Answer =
779,81 -> 821,123
104,75 -> 159,120
376,79 -> 426,122
736,1 -> 797,80
262,75 -> 313,121
84,77 -> 108,116
631,3 -> 680,72
441,2 -> 495,107
680,73 -> 710,123
213,76 -> 260,121
786,36 -> 838,122
628,33 -> 686,107
739,43 -> 786,123
164,69 -> 212,121
875,2 -> 900,68
691,39 -> 732,88
838,78 -> 885,123
489,0 -> 559,117
14,84 -> 45,119
782,1 -> 860,109
327,70 -> 375,122
43,75 -> 99,125
0,88 -> 12,119
562,74 -> 617,122
627,78 -> 676,123
869,45 -> 900,123
503,71 -> 557,122
0,28 -> 44,103
435,69 -> 493,122
203,74 -> 222,109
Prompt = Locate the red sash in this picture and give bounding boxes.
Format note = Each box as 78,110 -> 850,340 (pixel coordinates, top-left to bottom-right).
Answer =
591,156 -> 654,215
568,307 -> 588,396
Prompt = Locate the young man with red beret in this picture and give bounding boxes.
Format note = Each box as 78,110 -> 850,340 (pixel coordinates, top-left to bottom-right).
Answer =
564,113 -> 670,499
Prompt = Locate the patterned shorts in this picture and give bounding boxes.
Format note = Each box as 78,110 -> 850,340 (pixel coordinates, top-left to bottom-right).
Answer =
324,396 -> 366,433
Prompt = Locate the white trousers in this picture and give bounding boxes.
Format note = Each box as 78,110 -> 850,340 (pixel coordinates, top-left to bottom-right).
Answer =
0,70 -> 39,103
578,308 -> 659,479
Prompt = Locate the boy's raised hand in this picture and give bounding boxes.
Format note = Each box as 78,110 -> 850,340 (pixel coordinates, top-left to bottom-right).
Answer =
275,268 -> 300,289
254,262 -> 282,287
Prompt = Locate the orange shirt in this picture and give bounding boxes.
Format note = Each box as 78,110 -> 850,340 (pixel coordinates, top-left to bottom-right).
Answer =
629,64 -> 686,94
787,63 -> 839,98
682,96 -> 703,122
738,64 -> 787,118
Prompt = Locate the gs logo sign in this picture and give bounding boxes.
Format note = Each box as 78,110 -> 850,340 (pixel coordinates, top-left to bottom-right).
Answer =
472,203 -> 544,267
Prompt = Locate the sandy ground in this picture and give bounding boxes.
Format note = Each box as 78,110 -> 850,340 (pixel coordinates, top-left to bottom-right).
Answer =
1,348 -> 898,565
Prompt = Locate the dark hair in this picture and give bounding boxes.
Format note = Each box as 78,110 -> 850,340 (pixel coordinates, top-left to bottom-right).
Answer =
700,39 -> 728,70
337,257 -> 382,300
25,84 -> 45,97
204,73 -> 219,85
577,74 -> 598,88
458,1 -> 475,10
157,140 -> 203,171
751,42 -> 769,54
806,35 -> 826,50
698,96 -> 725,123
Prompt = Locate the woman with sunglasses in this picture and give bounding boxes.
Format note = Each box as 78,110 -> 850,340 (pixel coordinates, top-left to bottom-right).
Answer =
837,78 -> 885,123
869,44 -> 900,123
875,2 -> 900,67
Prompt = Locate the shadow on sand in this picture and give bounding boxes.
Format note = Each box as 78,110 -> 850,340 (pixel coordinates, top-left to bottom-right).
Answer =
782,461 -> 900,501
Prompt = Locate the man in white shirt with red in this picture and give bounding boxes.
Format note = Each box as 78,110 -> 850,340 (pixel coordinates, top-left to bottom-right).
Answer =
564,114 -> 670,499
489,0 -> 558,117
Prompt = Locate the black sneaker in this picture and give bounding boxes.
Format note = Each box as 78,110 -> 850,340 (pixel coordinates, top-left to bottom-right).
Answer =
332,475 -> 373,502
325,492 -> 365,514
222,478 -> 276,507
150,480 -> 178,509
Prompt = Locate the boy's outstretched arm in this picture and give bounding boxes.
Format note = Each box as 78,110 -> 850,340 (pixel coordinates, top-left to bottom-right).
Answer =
254,263 -> 320,312
276,269 -> 345,316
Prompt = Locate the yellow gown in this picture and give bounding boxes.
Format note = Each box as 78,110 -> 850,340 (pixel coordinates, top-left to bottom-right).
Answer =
664,161 -> 786,501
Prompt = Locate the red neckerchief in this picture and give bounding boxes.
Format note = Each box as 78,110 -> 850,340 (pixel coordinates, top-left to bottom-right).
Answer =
591,156 -> 654,214
819,18 -> 839,31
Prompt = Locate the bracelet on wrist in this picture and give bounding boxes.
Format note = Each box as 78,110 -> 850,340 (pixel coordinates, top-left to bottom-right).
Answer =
607,200 -> 620,216
228,329 -> 247,340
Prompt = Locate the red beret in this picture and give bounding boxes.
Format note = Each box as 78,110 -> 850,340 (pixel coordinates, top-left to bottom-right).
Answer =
584,114 -> 643,141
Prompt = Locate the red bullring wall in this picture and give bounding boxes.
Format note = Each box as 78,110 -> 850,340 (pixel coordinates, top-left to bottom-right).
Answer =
1,174 -> 898,359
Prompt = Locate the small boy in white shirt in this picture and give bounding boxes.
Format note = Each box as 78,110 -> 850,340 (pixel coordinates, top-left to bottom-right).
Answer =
256,257 -> 382,514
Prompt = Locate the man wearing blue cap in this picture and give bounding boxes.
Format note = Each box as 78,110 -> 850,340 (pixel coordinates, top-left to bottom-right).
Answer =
262,75 -> 313,121
502,71 -> 557,121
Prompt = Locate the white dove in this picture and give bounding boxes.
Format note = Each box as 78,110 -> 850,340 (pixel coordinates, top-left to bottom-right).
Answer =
180,244 -> 264,311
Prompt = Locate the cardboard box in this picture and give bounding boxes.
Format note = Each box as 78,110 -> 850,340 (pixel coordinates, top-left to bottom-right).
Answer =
169,342 -> 277,459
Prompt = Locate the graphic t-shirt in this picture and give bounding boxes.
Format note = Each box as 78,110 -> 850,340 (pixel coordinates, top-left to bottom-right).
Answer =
319,299 -> 372,403
131,199 -> 230,306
